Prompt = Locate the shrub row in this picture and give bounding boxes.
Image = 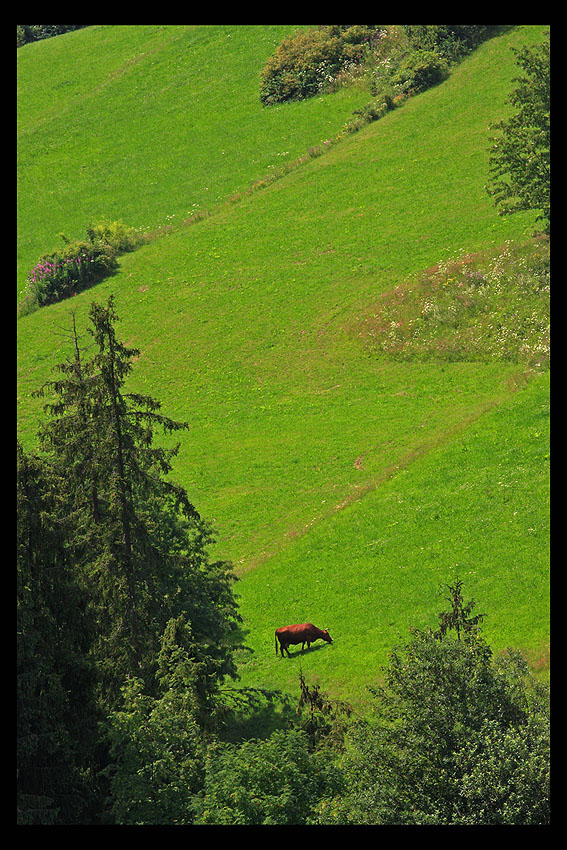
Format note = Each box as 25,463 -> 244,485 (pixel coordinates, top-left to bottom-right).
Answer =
403,25 -> 495,60
260,26 -> 496,108
368,25 -> 495,102
19,220 -> 142,316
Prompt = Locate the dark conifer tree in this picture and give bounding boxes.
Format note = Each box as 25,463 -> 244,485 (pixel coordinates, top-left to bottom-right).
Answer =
17,443 -> 99,823
34,296 -> 241,707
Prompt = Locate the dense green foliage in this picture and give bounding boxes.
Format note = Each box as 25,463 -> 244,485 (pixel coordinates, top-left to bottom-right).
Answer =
17,444 -> 99,823
259,25 -> 381,105
329,582 -> 549,825
487,34 -> 550,230
196,729 -> 335,825
403,25 -> 495,59
103,624 -> 208,825
323,626 -> 549,824
19,220 -> 142,315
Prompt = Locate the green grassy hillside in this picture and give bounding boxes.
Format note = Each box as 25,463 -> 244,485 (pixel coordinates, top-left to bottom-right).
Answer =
17,24 -> 371,298
17,25 -> 549,708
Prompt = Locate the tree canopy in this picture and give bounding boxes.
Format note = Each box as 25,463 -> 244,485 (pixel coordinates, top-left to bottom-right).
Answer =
17,297 -> 241,823
487,34 -> 550,230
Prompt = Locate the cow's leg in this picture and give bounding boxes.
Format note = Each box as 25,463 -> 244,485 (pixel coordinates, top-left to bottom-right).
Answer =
284,644 -> 291,657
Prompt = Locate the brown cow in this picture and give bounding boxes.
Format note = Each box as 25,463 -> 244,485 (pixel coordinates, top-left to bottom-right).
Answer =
275,623 -> 333,657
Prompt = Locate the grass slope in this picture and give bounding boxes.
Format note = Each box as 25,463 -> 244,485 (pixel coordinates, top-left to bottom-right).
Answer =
235,370 -> 549,707
17,24 -> 371,299
17,25 -> 549,707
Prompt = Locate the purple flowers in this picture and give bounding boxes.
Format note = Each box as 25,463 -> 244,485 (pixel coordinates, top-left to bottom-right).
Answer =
24,247 -> 112,309
19,220 -> 137,315
26,255 -> 90,285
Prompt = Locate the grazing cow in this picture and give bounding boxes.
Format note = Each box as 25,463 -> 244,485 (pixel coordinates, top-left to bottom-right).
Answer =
275,623 -> 333,657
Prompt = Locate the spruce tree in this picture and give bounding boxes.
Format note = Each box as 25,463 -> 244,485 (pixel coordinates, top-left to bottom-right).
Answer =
34,296 -> 241,707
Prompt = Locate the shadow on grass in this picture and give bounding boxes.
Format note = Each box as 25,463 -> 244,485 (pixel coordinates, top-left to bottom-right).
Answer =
277,642 -> 331,658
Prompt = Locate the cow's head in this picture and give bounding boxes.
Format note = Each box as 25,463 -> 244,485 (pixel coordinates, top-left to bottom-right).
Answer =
322,629 -> 333,644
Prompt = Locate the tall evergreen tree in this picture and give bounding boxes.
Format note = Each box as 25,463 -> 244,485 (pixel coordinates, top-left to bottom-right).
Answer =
34,296 -> 241,707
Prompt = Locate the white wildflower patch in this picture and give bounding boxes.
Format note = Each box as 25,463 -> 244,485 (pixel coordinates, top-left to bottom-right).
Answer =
361,237 -> 550,369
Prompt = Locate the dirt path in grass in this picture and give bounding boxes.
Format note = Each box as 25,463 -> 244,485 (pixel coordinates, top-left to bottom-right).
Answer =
237,368 -> 534,576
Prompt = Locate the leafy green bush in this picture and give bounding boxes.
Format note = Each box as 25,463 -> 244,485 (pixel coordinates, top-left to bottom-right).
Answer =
17,25 -> 88,47
368,25 -> 494,105
85,218 -> 142,254
260,26 -> 381,106
196,729 -> 335,825
104,675 -> 206,825
403,25 -> 494,61
343,97 -> 392,134
18,220 -> 141,315
392,49 -> 449,95
21,242 -> 117,312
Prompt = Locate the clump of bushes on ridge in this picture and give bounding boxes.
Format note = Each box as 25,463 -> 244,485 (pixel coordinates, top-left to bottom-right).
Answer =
17,25 -> 89,47
260,25 -> 496,136
259,25 -> 382,106
260,25 -> 495,106
19,219 -> 142,316
403,25 -> 495,60
367,25 -> 494,102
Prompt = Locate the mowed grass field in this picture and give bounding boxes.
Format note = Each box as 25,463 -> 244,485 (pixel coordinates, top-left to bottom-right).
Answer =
17,24 -> 370,298
17,25 -> 549,709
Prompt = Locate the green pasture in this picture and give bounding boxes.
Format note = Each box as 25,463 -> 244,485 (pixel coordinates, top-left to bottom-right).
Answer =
17,25 -> 549,708
17,23 -> 369,298
235,370 -> 549,708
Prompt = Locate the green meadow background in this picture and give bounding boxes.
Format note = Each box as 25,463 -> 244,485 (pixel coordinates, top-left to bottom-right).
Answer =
17,24 -> 549,709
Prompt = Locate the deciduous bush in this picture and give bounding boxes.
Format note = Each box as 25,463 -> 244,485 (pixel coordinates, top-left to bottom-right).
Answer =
17,25 -> 88,47
487,35 -> 550,231
391,49 -> 449,95
403,25 -> 494,61
22,241 -> 117,311
18,220 -> 141,315
196,729 -> 336,825
259,26 -> 381,106
85,218 -> 142,254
